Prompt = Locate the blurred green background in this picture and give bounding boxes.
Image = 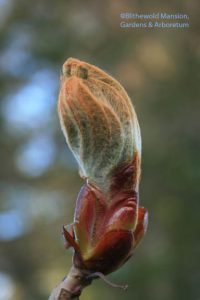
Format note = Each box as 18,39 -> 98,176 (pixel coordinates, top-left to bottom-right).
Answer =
0,0 -> 199,299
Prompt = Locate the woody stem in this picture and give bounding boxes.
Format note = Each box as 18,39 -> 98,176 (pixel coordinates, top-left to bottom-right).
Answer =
48,266 -> 93,300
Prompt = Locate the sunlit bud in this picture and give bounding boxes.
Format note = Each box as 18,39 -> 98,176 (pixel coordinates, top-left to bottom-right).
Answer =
58,58 -> 148,275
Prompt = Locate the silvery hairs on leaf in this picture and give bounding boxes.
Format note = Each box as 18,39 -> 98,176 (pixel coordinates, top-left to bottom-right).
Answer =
58,58 -> 141,193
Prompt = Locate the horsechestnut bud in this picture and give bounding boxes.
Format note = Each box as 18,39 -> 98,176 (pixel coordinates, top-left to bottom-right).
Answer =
58,58 -> 148,275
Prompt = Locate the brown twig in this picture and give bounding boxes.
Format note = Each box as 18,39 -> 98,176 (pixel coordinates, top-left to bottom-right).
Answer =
48,266 -> 93,300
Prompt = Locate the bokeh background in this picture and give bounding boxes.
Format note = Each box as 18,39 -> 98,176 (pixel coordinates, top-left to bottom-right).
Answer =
0,0 -> 199,299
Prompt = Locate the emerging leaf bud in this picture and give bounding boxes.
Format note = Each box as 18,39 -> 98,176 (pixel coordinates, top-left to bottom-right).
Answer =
58,58 -> 148,275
